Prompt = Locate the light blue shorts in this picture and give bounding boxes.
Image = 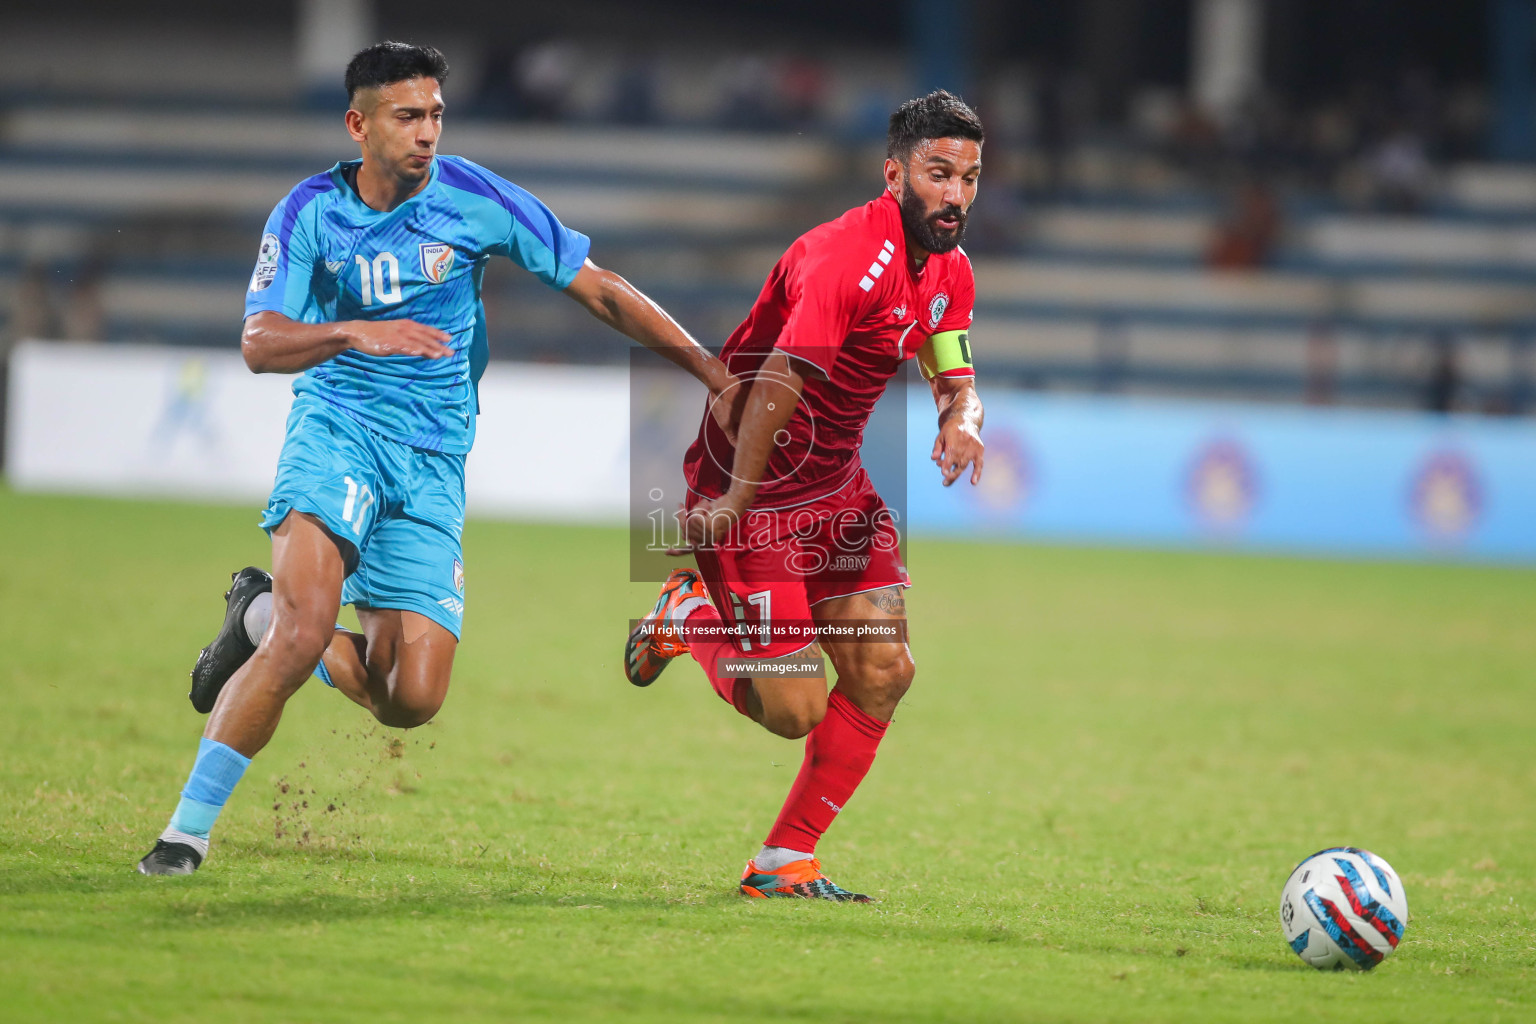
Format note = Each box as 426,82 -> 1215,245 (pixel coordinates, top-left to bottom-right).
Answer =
260,395 -> 466,639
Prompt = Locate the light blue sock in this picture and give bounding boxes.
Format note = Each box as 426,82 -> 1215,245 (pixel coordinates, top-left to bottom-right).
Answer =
162,738 -> 250,857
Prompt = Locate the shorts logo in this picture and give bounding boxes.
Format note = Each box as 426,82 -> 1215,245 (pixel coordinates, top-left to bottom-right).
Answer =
250,233 -> 280,292
452,558 -> 465,595
420,242 -> 455,285
437,596 -> 464,618
928,293 -> 949,328
891,305 -> 908,321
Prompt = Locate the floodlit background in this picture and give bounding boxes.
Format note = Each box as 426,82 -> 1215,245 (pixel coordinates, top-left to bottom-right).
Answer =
2,6 -> 1534,1021
1,0 -> 1533,556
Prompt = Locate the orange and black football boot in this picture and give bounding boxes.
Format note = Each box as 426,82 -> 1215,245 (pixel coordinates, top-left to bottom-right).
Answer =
624,568 -> 710,687
740,857 -> 873,902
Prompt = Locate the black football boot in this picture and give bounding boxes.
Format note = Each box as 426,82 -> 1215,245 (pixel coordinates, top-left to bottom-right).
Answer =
188,567 -> 273,713
136,838 -> 204,876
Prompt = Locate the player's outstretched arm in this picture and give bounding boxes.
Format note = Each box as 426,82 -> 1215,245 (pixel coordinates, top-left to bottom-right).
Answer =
241,311 -> 453,374
930,375 -> 984,486
564,259 -> 740,433
681,348 -> 806,549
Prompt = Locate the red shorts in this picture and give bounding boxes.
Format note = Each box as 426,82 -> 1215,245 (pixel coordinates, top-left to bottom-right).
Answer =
690,467 -> 911,660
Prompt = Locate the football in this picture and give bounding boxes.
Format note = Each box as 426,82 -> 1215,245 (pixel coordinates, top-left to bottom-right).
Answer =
1279,847 -> 1408,970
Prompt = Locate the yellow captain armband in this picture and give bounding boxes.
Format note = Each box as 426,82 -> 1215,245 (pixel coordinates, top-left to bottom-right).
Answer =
916,330 -> 974,380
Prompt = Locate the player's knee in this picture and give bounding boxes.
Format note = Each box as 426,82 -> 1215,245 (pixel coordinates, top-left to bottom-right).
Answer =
372,697 -> 441,729
765,709 -> 821,740
884,647 -> 916,700
372,665 -> 448,729
265,617 -> 335,681
372,677 -> 445,728
846,646 -> 914,708
761,698 -> 826,740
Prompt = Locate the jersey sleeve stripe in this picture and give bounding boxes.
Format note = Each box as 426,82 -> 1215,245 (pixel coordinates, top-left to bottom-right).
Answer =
277,173 -> 336,250
438,157 -> 553,252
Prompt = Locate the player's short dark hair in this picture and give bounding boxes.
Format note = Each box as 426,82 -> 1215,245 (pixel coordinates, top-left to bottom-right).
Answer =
887,90 -> 985,163
345,42 -> 450,103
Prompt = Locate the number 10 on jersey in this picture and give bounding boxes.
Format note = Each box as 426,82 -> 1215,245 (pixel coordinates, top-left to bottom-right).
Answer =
355,252 -> 402,306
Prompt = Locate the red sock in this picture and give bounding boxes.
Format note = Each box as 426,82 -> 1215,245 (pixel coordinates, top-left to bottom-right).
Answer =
764,689 -> 888,854
681,599 -> 754,717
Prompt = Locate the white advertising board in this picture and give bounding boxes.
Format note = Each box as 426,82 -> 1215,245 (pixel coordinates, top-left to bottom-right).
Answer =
4,341 -> 631,521
467,364 -> 629,521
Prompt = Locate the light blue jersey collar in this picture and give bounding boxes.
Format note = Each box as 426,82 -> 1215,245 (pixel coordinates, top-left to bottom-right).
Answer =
326,157 -> 442,223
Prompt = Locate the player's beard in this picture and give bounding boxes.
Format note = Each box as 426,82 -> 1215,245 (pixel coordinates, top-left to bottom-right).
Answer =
899,178 -> 968,255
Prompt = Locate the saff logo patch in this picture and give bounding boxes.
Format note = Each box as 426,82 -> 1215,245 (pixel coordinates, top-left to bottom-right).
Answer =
249,233 -> 280,292
420,242 -> 455,284
928,293 -> 949,327
452,559 -> 465,595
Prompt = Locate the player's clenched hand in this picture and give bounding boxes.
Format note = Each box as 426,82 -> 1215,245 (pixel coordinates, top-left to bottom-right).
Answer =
675,492 -> 748,551
345,319 -> 454,359
932,419 -> 984,487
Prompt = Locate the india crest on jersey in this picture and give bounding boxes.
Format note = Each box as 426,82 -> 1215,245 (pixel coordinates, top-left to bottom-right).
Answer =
419,242 -> 454,284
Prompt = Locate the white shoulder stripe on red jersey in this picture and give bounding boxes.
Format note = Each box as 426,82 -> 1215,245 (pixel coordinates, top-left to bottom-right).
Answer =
859,239 -> 899,292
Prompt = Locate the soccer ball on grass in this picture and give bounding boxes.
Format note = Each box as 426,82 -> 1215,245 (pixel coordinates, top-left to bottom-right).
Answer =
1279,847 -> 1407,970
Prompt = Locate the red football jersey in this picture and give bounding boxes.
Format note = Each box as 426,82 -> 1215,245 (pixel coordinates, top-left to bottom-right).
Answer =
684,190 -> 976,509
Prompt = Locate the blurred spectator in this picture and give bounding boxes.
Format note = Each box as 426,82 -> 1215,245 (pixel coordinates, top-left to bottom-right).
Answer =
717,55 -> 778,132
1424,332 -> 1461,413
1368,127 -> 1435,213
778,55 -> 827,132
11,261 -> 62,342
1393,68 -> 1441,143
1094,315 -> 1130,393
516,40 -> 580,122
848,85 -> 902,141
1303,103 -> 1357,187
1305,324 -> 1338,406
607,55 -> 659,125
1206,179 -> 1282,270
1031,62 -> 1082,195
471,45 -> 519,119
3,261 -> 65,470
62,258 -> 106,342
1168,100 -> 1223,181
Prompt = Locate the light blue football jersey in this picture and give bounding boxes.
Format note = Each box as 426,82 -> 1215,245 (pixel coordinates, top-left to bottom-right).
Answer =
244,155 -> 590,454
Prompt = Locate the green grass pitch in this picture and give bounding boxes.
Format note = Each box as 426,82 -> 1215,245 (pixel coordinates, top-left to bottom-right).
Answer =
1,486 -> 1532,1022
